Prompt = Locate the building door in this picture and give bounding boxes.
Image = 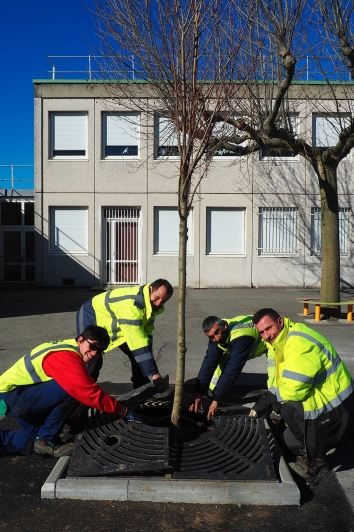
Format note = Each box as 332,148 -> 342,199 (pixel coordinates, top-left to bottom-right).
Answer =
0,200 -> 35,283
103,208 -> 141,285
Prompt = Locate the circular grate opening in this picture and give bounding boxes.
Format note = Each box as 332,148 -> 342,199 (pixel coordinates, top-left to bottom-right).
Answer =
104,434 -> 120,447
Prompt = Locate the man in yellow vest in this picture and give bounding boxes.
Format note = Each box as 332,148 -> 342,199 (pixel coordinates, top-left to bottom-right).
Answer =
251,308 -> 354,482
188,316 -> 267,420
0,325 -> 141,457
76,279 -> 173,392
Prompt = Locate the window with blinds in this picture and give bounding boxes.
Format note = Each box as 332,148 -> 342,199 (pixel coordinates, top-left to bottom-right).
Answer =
212,119 -> 247,158
206,208 -> 245,254
313,114 -> 351,154
155,115 -> 179,157
50,207 -> 88,254
154,207 -> 192,254
258,207 -> 298,255
103,113 -> 140,158
261,115 -> 298,160
50,112 -> 87,158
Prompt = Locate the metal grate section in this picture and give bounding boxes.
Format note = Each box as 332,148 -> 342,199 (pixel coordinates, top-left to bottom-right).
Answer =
66,387 -> 276,481
171,415 -> 277,481
67,418 -> 169,477
103,207 -> 140,284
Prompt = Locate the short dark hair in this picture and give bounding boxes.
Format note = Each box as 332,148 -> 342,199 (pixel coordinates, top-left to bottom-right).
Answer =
150,279 -> 174,297
252,308 -> 281,325
76,325 -> 110,352
202,316 -> 226,333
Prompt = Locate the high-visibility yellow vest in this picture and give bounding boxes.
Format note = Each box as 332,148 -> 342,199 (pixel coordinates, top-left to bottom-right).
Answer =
0,339 -> 80,393
268,317 -> 354,420
209,316 -> 267,391
88,284 -> 163,352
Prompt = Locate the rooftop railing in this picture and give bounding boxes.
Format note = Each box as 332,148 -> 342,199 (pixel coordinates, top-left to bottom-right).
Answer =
0,165 -> 34,190
45,55 -> 353,82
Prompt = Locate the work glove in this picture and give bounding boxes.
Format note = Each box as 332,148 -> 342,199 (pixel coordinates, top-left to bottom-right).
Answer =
249,391 -> 281,418
124,410 -> 143,423
152,374 -> 168,393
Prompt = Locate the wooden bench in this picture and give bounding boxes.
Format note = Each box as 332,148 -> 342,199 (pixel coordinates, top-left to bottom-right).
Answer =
297,299 -> 354,322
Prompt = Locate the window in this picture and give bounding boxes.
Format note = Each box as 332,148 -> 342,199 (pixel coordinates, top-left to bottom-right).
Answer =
50,112 -> 87,158
50,207 -> 88,254
154,207 -> 192,254
258,207 -> 298,255
313,114 -> 351,151
155,116 -> 179,157
206,208 -> 245,254
103,113 -> 140,158
213,119 -> 247,157
261,115 -> 298,160
311,207 -> 349,256
0,200 -> 34,226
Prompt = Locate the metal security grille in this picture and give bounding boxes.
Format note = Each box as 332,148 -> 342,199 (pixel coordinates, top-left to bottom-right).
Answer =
258,207 -> 298,255
103,208 -> 140,284
311,207 -> 349,256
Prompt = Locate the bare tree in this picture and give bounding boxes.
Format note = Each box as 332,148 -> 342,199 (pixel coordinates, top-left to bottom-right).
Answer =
92,0 -> 256,432
211,0 -> 354,315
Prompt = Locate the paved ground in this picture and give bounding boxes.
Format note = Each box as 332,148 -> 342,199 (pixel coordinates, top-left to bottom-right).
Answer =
1,284 -> 354,531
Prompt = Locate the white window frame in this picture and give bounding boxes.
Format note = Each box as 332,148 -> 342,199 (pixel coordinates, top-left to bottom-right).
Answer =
313,114 -> 351,159
206,208 -> 245,255
212,118 -> 247,159
260,115 -> 298,161
50,207 -> 88,255
258,207 -> 298,255
154,207 -> 193,255
311,207 -> 350,256
50,112 -> 88,159
155,115 -> 179,158
102,112 -> 140,159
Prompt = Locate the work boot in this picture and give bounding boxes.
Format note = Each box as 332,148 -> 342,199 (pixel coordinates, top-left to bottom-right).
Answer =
34,436 -> 74,458
289,455 -> 309,479
289,455 -> 329,484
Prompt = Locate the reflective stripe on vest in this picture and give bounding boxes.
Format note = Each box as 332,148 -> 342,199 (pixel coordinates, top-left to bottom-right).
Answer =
0,339 -> 80,392
24,342 -> 80,384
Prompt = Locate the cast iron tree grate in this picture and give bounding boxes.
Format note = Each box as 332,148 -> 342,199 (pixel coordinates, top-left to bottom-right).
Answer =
66,387 -> 277,481
66,417 -> 169,477
171,415 -> 277,481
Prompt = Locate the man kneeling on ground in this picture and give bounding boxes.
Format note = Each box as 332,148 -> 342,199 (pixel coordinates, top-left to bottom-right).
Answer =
251,308 -> 354,483
0,325 -> 140,458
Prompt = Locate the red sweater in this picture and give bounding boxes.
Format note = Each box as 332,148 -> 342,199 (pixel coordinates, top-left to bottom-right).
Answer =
42,350 -> 126,416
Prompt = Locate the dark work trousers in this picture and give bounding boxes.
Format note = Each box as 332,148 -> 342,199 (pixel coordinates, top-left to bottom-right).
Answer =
86,342 -> 150,389
280,401 -> 305,456
0,380 -> 75,453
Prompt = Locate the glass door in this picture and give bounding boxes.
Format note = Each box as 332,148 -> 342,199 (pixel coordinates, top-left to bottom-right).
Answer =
0,200 -> 35,283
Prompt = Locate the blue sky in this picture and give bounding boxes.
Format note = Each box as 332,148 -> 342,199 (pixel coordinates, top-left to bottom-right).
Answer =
0,1 -> 97,189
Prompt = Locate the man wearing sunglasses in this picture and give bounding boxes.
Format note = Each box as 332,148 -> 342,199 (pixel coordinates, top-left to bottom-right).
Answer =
0,325 -> 140,458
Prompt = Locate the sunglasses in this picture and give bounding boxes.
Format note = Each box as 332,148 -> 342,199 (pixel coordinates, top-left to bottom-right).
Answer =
86,339 -> 104,354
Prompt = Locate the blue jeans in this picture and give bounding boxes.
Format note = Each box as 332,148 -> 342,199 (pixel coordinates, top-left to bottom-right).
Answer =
0,380 -> 75,453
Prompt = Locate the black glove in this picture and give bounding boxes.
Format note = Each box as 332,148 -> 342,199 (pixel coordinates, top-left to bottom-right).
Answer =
251,391 -> 281,418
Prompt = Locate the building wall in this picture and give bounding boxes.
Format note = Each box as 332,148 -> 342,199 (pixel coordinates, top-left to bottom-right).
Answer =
33,81 -> 354,288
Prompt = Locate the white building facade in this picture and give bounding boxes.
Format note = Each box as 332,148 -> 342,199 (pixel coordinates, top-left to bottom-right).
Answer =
33,80 -> 354,288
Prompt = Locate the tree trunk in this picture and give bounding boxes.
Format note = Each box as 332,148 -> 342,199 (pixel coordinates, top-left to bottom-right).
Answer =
170,200 -> 188,436
319,165 -> 341,318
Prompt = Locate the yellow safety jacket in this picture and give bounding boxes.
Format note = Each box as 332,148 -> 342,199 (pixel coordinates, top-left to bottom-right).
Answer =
0,339 -> 80,393
268,317 -> 354,420
209,316 -> 267,392
78,284 -> 164,376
